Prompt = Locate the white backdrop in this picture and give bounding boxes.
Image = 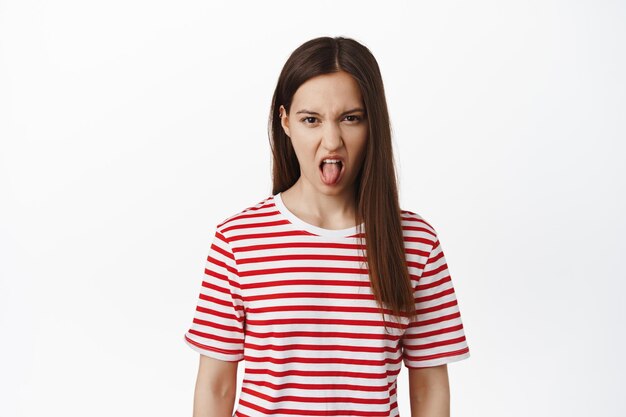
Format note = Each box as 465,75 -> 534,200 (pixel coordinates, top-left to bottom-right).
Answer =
1,1 -> 625,416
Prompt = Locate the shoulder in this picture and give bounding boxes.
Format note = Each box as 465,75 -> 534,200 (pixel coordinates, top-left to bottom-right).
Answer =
213,193 -> 277,237
399,208 -> 439,246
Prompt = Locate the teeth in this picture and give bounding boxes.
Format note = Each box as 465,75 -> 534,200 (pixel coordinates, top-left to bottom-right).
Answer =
322,159 -> 341,164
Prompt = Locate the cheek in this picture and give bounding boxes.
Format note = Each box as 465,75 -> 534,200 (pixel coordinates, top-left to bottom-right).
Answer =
346,133 -> 368,159
344,126 -> 368,145
289,138 -> 318,168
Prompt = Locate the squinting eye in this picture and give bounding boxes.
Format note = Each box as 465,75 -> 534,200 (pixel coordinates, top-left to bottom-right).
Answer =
301,117 -> 318,124
345,115 -> 362,122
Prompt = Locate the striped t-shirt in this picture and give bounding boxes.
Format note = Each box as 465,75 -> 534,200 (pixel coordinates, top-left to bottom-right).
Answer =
183,192 -> 470,417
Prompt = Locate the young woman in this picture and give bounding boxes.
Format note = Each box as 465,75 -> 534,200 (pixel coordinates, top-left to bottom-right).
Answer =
184,36 -> 471,417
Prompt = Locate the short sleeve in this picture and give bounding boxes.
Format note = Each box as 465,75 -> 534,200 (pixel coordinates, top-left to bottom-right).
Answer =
401,234 -> 470,368
183,227 -> 246,362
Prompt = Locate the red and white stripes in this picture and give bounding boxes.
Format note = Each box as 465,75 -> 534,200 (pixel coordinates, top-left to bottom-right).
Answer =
184,192 -> 470,417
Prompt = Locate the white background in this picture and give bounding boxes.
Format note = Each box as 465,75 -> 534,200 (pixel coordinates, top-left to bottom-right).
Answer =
1,1 -> 625,416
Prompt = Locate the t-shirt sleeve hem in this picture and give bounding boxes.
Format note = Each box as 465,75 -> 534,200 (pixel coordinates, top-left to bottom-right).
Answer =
403,350 -> 470,369
183,334 -> 245,362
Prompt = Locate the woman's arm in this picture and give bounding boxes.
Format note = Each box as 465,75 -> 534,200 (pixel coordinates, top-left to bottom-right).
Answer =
407,364 -> 451,417
193,354 -> 239,417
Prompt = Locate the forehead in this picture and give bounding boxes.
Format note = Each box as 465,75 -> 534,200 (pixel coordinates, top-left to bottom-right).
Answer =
291,71 -> 364,112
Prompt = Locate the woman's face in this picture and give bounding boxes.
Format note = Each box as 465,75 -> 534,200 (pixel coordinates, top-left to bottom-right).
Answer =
279,71 -> 368,196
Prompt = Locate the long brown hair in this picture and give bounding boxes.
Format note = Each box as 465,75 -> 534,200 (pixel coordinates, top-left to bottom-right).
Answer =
268,36 -> 417,329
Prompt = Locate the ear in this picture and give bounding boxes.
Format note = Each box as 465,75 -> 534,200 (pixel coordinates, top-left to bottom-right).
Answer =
279,105 -> 290,138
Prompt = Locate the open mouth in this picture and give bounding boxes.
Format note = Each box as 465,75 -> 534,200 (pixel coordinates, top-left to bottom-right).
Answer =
319,160 -> 344,185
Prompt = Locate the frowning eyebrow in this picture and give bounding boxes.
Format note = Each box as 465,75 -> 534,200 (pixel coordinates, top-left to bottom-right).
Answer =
295,107 -> 366,117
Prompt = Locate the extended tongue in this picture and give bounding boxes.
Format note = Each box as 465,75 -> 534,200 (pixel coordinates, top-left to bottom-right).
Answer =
321,162 -> 341,184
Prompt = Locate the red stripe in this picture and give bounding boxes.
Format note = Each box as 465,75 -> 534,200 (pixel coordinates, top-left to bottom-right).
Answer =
184,334 -> 243,355
236,240 -> 368,253
243,367 -> 389,379
246,303 -> 403,315
239,253 -> 367,265
188,327 -> 243,343
409,311 -> 462,328
404,323 -> 465,340
404,335 -> 467,350
244,316 -> 406,329
195,299 -> 243,318
241,378 -> 391,392
237,397 -> 395,417
243,278 -> 371,290
244,291 -> 376,302
239,265 -> 368,277
243,341 -> 399,354
404,346 -> 470,363
241,385 -> 392,404
415,286 -> 456,303
243,329 -> 401,341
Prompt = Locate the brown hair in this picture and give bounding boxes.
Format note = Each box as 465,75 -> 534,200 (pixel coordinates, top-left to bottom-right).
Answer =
268,36 -> 417,329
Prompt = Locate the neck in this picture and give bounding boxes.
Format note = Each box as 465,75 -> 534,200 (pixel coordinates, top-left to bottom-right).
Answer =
282,179 -> 358,229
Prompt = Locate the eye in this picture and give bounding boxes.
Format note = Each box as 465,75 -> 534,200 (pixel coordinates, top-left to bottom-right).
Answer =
344,115 -> 363,123
301,116 -> 318,124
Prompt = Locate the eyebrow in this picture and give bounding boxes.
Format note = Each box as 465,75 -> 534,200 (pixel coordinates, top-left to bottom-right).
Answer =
295,107 -> 366,117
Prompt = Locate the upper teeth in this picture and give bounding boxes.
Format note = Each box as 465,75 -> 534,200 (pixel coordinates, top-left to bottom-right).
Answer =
322,159 -> 341,164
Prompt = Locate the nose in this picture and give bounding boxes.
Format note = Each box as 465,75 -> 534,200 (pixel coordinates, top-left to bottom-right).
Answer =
321,121 -> 343,150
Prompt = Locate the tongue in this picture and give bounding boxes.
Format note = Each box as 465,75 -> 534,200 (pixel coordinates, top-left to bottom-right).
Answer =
321,162 -> 341,184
